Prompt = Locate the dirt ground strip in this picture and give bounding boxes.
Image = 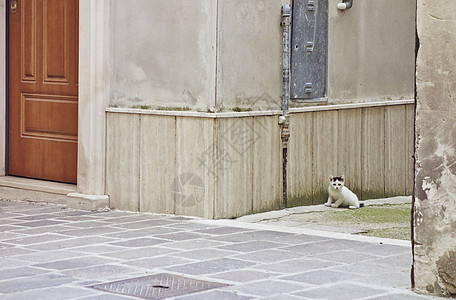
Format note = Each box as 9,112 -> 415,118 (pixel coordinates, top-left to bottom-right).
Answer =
237,196 -> 412,240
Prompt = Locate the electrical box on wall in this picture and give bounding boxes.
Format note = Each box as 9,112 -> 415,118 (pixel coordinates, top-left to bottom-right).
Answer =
290,0 -> 328,101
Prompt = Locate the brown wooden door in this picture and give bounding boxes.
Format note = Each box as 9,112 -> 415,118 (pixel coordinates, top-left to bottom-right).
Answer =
8,0 -> 78,184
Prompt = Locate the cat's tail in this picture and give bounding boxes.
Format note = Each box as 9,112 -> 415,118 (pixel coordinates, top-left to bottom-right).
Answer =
349,203 -> 365,209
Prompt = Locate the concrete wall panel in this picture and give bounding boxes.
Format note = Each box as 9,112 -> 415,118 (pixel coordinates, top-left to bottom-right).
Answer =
385,105 -> 407,197
175,117 -> 216,218
288,112 -> 313,206
337,108 -> 362,197
361,107 -> 385,199
252,116 -> 282,213
312,110 -> 339,204
140,115 -> 176,214
106,113 -> 140,211
215,118 -> 254,218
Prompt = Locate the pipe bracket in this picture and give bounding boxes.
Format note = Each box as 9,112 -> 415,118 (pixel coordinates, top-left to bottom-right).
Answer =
337,0 -> 353,10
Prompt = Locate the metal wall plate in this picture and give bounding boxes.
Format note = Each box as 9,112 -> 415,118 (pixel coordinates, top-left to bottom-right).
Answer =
291,0 -> 329,100
90,273 -> 230,299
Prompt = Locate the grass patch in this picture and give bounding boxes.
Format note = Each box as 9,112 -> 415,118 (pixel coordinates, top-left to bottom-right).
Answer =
132,105 -> 153,110
156,106 -> 191,111
328,204 -> 411,224
231,107 -> 252,112
131,105 -> 192,111
322,204 -> 411,240
355,227 -> 411,240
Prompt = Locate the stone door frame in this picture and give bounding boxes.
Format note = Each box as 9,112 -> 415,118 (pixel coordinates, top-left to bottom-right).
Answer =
0,0 -> 110,201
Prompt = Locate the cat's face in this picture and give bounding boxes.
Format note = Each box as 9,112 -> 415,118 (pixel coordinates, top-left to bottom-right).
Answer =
329,176 -> 345,190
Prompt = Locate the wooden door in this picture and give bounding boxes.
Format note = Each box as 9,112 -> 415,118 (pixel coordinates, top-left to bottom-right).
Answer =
8,0 -> 78,183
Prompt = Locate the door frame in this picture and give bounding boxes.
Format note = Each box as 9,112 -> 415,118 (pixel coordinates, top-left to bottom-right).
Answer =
1,0 -> 110,197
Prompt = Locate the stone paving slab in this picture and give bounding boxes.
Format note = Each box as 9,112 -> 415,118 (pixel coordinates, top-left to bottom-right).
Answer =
293,283 -> 390,299
0,286 -> 96,300
0,200 -> 447,300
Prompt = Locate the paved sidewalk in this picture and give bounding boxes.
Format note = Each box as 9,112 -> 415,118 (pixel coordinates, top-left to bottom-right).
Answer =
0,200 -> 444,300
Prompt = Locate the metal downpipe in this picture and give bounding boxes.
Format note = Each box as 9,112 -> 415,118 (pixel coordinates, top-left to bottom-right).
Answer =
280,4 -> 291,208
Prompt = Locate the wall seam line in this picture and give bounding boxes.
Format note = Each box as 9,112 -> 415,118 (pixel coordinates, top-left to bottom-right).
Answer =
173,116 -> 177,215
214,0 -> 219,110
138,114 -> 141,212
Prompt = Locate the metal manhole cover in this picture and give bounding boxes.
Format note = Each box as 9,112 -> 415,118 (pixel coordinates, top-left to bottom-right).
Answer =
90,273 -> 230,299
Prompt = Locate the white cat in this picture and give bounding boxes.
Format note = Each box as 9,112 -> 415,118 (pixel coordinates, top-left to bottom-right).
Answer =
325,175 -> 362,209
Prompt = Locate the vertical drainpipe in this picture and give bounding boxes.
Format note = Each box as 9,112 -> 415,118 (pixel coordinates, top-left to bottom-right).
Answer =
280,4 -> 291,208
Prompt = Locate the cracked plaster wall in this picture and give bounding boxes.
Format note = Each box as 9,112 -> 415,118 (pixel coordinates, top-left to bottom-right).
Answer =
414,0 -> 456,297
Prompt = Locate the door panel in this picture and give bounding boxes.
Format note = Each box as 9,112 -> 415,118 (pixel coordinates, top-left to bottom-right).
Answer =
8,0 -> 78,183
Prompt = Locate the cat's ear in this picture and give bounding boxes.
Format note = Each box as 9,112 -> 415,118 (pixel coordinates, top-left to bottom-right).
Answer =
329,174 -> 333,181
341,174 -> 345,181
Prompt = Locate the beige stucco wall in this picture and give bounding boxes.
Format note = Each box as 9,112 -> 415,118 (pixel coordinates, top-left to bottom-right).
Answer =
109,0 -> 217,110
414,0 -> 456,297
215,0 -> 285,111
109,0 -> 415,111
328,0 -> 416,103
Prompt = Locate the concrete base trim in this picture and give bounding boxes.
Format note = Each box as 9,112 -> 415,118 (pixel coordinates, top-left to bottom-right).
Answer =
290,99 -> 415,113
0,176 -> 76,205
0,186 -> 69,205
66,193 -> 110,211
0,176 -> 109,211
0,176 -> 76,194
105,99 -> 415,118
